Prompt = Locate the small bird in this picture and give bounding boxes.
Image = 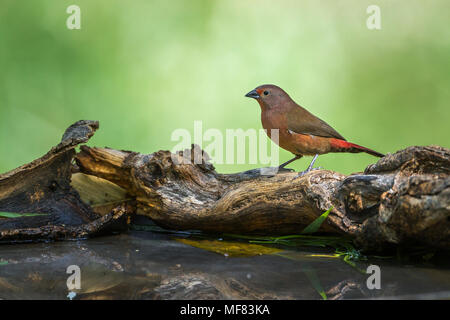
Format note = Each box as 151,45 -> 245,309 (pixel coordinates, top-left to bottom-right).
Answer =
245,84 -> 384,175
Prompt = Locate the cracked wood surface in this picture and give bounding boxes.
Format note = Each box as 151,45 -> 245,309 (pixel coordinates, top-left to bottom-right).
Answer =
76,143 -> 449,251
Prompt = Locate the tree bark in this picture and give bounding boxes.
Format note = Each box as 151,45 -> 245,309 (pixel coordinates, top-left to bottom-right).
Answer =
0,120 -> 128,242
75,143 -> 449,252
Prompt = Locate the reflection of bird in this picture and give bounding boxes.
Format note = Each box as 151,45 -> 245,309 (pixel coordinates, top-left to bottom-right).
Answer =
245,84 -> 384,175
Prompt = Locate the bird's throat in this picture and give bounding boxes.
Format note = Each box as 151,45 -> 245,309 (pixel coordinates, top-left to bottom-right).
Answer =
256,99 -> 269,112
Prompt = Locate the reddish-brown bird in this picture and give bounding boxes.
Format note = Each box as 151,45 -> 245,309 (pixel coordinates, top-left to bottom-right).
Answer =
245,84 -> 384,175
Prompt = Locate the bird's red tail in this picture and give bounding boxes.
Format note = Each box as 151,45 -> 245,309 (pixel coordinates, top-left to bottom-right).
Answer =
329,139 -> 384,158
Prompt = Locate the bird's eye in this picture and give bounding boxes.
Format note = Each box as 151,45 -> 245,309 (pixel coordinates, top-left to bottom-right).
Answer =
263,91 -> 269,96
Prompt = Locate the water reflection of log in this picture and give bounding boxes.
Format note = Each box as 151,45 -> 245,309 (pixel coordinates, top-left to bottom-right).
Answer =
326,279 -> 401,300
0,233 -> 432,300
326,280 -> 365,300
153,273 -> 291,300
0,241 -> 291,299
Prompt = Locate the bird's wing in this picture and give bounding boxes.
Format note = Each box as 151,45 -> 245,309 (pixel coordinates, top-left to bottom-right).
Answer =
287,104 -> 346,141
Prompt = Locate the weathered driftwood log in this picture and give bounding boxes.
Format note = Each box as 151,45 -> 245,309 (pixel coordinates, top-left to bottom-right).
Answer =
0,120 -> 448,251
0,120 -> 128,242
76,142 -> 449,251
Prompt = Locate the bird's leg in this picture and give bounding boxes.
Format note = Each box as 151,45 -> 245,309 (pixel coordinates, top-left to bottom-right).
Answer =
295,154 -> 322,178
278,155 -> 302,170
306,154 -> 319,171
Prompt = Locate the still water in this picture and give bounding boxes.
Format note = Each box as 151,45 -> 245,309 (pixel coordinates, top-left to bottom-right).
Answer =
0,230 -> 449,300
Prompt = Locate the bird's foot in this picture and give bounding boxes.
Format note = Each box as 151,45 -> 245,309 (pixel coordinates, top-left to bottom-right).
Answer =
293,167 -> 323,179
260,166 -> 294,176
241,166 -> 294,177
277,166 -> 296,173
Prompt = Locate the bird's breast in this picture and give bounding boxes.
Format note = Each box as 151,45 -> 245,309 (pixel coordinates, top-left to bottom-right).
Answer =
261,110 -> 291,146
261,110 -> 287,132
261,110 -> 333,156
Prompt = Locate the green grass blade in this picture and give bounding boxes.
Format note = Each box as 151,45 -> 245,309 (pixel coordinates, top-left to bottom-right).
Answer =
0,212 -> 48,218
223,233 -> 276,241
302,264 -> 328,300
301,207 -> 333,234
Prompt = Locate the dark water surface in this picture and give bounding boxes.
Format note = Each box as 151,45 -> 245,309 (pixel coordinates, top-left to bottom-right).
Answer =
0,231 -> 449,300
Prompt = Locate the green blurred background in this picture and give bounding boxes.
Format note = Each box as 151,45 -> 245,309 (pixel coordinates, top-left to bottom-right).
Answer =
0,0 -> 449,174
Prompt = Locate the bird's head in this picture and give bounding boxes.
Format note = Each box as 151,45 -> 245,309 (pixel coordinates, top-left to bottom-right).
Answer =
245,84 -> 291,110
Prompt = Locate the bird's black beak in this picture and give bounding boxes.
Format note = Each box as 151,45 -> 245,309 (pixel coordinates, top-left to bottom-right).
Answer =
245,89 -> 260,99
